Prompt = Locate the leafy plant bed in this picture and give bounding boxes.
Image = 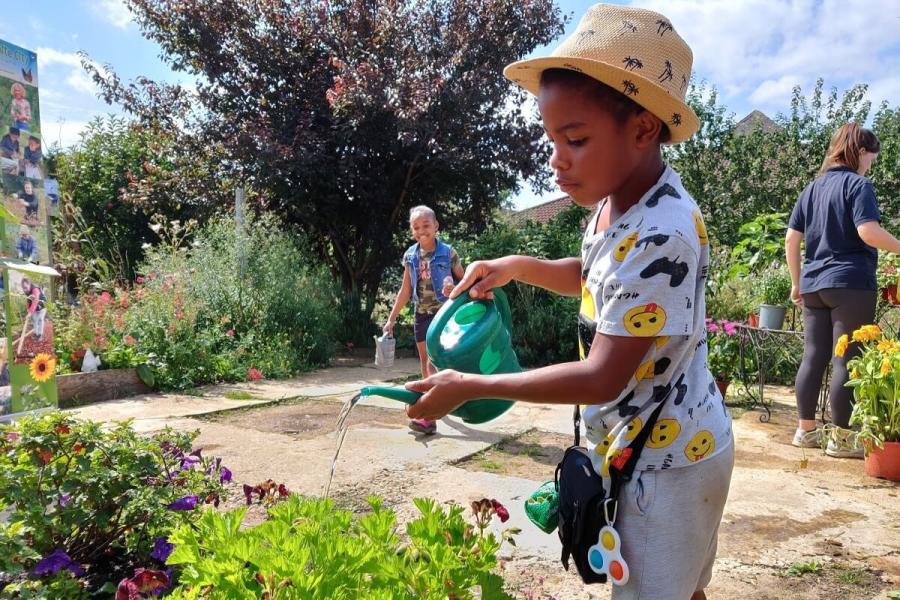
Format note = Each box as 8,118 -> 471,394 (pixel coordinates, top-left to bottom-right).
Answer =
198,398 -> 408,439
56,367 -> 151,408
454,429 -> 570,478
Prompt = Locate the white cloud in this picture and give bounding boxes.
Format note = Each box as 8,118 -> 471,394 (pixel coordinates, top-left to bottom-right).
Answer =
633,0 -> 900,114
36,47 -> 106,98
88,0 -> 134,29
36,47 -> 83,70
65,71 -> 98,95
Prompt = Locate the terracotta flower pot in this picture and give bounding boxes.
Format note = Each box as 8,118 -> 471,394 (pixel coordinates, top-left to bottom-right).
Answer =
747,313 -> 759,328
865,441 -> 900,481
715,379 -> 730,398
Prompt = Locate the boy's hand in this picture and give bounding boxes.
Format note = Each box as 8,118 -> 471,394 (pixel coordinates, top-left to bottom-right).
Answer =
450,258 -> 517,300
382,320 -> 395,336
404,369 -> 472,421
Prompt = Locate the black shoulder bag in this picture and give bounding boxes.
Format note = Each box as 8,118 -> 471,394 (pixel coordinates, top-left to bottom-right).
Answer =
555,392 -> 671,585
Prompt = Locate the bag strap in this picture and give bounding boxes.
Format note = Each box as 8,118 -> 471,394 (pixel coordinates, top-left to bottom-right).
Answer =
572,405 -> 581,447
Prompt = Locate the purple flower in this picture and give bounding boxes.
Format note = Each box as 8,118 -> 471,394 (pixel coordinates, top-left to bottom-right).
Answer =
219,466 -> 232,483
32,549 -> 85,577
168,495 -> 199,511
58,494 -> 71,507
180,455 -> 200,470
150,537 -> 174,562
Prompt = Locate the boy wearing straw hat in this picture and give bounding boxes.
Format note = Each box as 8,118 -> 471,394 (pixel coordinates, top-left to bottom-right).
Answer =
406,4 -> 732,599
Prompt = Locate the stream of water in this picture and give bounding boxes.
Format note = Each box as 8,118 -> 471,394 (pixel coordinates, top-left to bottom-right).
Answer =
322,392 -> 361,498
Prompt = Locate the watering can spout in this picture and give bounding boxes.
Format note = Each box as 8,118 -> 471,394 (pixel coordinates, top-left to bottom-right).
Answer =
360,385 -> 421,405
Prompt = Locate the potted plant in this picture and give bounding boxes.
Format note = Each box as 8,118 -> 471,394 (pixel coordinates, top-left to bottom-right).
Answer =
877,252 -> 900,306
706,318 -> 742,396
757,267 -> 792,330
840,325 -> 900,480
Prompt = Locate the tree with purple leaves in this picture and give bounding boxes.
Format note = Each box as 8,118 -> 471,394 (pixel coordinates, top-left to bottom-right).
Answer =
83,0 -> 564,340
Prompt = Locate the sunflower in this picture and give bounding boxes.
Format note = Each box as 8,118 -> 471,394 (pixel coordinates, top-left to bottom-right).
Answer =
29,353 -> 56,383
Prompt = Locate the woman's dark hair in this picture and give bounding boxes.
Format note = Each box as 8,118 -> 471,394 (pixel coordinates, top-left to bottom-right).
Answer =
820,123 -> 880,175
539,68 -> 671,143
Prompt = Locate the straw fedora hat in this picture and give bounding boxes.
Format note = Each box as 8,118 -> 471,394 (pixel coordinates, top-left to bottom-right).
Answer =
504,3 -> 699,143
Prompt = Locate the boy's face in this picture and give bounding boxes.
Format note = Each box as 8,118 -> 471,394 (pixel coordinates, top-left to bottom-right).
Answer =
23,183 -> 32,193
410,214 -> 438,245
538,83 -> 642,207
28,140 -> 38,150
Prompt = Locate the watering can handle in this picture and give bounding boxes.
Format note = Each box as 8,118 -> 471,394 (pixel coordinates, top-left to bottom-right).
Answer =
360,385 -> 422,405
426,285 -> 512,359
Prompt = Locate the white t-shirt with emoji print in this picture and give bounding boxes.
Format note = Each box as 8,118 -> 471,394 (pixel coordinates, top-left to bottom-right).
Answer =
578,165 -> 732,489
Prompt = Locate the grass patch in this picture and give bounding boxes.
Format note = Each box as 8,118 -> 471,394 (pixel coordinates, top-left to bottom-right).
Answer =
182,387 -> 205,397
224,390 -> 259,401
785,560 -> 822,577
478,459 -> 503,471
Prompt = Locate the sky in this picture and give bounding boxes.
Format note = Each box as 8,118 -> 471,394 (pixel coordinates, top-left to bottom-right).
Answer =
4,0 -> 899,209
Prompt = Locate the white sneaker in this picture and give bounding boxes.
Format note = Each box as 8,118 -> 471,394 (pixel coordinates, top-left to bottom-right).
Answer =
825,438 -> 864,459
791,428 -> 821,448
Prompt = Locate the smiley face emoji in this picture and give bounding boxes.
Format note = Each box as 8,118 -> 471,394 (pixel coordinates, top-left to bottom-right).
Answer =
684,430 -> 716,462
594,435 -> 612,456
623,417 -> 642,441
614,232 -> 639,261
692,211 -> 708,246
600,449 -> 622,477
635,360 -> 655,381
646,418 -> 681,449
623,303 -> 667,337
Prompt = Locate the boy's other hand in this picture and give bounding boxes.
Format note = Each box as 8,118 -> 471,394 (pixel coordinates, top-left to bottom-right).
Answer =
382,321 -> 395,336
405,369 -> 471,421
450,258 -> 517,300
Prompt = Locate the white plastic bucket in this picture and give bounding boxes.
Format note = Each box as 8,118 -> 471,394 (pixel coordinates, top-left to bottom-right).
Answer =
374,334 -> 395,368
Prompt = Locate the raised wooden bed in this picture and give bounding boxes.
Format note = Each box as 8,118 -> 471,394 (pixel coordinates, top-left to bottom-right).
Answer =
57,368 -> 151,408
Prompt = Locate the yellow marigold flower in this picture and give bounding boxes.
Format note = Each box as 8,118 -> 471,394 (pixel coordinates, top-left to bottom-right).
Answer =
851,324 -> 881,343
877,339 -> 894,352
834,334 -> 850,358
882,358 -> 893,376
850,368 -> 860,380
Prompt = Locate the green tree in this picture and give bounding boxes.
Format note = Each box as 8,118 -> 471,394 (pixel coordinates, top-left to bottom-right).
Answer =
84,0 -> 564,340
55,115 -> 215,282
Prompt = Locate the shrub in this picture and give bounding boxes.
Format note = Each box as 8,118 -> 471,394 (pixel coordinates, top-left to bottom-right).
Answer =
0,412 -> 230,597
54,213 -> 341,390
166,495 -> 516,599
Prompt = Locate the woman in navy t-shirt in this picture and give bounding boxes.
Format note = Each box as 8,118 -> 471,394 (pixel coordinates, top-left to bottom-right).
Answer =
785,123 -> 900,458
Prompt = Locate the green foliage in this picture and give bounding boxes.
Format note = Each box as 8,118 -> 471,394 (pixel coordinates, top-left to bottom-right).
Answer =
846,327 -> 900,446
706,248 -> 756,321
758,267 -> 793,307
166,495 -> 514,599
728,212 -> 789,279
54,115 -> 209,283
121,213 -> 340,389
86,0 -> 565,338
453,205 -> 589,367
0,413 -> 229,595
670,80 -> 900,248
785,560 -> 822,577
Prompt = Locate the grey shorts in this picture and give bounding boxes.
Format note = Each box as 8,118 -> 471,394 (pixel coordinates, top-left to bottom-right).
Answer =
612,434 -> 735,600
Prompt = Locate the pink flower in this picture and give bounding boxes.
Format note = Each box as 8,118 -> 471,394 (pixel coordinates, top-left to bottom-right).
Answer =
124,335 -> 136,346
226,329 -> 234,337
135,276 -> 145,284
5,431 -> 19,443
100,291 -> 112,304
723,322 -> 737,336
707,322 -> 720,334
247,368 -> 262,381
490,499 -> 510,523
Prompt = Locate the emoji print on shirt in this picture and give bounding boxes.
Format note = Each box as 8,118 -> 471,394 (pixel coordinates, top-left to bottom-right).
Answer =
684,430 -> 716,461
692,211 -> 708,246
579,280 -> 598,358
614,232 -> 639,261
646,418 -> 681,449
624,303 -> 667,336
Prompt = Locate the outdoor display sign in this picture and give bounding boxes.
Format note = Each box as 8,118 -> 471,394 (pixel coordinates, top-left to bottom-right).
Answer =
0,40 -> 59,420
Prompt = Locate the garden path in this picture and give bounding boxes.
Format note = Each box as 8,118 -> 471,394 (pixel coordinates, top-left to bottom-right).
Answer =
68,359 -> 899,599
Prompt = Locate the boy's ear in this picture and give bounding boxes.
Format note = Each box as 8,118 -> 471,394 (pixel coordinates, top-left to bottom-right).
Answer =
632,110 -> 664,149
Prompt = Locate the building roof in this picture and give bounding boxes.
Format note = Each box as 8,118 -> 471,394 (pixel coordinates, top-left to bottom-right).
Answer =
509,195 -> 574,225
735,110 -> 779,136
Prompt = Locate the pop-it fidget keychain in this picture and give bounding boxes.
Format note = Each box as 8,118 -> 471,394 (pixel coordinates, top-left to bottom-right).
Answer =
586,499 -> 629,585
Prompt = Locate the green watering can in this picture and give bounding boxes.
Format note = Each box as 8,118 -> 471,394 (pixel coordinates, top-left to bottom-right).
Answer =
360,287 -> 521,424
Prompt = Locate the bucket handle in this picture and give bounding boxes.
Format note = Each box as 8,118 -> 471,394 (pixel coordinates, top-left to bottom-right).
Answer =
426,285 -> 511,360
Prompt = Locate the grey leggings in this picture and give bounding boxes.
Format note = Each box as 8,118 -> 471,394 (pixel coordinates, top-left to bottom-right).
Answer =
795,288 -> 876,428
